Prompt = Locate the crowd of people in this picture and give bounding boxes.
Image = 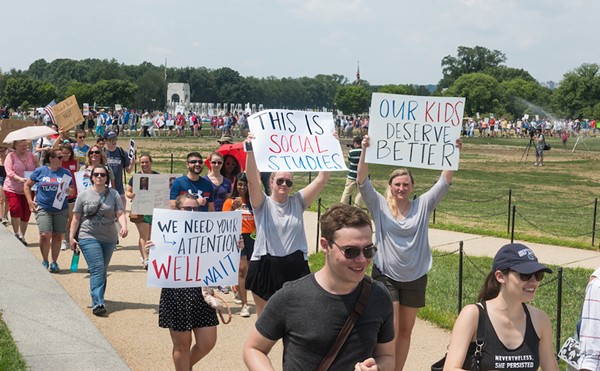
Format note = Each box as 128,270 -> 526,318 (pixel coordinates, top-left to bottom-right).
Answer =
2,113 -> 599,371
463,117 -> 598,139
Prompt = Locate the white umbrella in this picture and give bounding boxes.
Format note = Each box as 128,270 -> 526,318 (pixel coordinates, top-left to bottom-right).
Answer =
3,126 -> 57,143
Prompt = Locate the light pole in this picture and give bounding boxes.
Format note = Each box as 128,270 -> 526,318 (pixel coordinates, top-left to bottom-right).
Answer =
151,98 -> 156,112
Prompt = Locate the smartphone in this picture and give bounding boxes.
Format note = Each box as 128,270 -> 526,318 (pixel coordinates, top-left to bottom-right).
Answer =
244,141 -> 253,152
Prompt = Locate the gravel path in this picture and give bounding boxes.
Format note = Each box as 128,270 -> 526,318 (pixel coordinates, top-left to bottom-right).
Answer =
22,213 -> 450,371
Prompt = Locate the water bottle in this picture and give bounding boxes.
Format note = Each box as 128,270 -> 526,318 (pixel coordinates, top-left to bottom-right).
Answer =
70,249 -> 80,272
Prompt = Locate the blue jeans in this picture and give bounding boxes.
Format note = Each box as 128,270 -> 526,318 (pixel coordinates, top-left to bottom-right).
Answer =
79,238 -> 116,309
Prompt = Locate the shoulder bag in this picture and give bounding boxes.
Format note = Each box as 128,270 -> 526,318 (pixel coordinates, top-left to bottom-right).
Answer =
431,303 -> 485,371
316,276 -> 373,371
74,189 -> 109,241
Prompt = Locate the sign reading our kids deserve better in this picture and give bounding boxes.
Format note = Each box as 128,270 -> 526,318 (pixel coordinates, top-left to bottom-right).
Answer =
248,109 -> 347,172
366,93 -> 465,170
147,209 -> 242,288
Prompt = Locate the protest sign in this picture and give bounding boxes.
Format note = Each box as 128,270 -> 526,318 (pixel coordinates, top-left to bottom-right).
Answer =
366,93 -> 465,171
74,170 -> 92,192
128,139 -> 135,161
147,208 -> 242,288
83,103 -> 89,116
130,173 -> 178,215
52,95 -> 85,131
53,174 -> 72,209
0,119 -> 31,144
247,109 -> 347,172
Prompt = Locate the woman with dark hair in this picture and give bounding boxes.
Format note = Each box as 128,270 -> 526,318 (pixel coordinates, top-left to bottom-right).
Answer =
146,193 -> 218,371
356,134 -> 462,370
444,243 -> 558,371
220,154 -> 241,186
24,148 -> 73,272
222,173 -> 254,318
204,151 -> 231,212
70,165 -> 127,315
60,143 -> 79,251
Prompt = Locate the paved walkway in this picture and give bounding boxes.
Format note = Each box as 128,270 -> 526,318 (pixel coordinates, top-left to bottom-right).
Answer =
1,210 -> 599,370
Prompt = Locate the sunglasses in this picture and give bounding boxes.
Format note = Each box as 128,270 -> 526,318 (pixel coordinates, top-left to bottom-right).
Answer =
225,162 -> 235,166
211,161 -> 223,165
275,178 -> 293,187
511,270 -> 545,282
77,136 -> 85,139
92,173 -> 107,178
188,160 -> 202,164
330,241 -> 377,259
89,150 -> 101,155
180,206 -> 200,211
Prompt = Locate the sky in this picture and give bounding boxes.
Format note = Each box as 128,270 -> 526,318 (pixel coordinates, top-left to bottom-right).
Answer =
3,0 -> 599,86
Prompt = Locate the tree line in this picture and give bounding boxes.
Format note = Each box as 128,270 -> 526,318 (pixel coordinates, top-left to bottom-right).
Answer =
0,46 -> 599,120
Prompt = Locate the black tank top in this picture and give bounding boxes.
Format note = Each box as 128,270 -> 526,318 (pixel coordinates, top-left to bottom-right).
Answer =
479,301 -> 540,371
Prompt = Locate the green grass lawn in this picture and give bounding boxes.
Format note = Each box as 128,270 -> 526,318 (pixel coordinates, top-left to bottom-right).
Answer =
0,312 -> 27,371
130,131 -> 600,249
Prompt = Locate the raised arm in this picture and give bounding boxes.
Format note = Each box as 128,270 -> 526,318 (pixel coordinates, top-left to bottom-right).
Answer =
244,134 -> 266,209
301,171 -> 330,206
441,139 -> 462,185
356,135 -> 370,186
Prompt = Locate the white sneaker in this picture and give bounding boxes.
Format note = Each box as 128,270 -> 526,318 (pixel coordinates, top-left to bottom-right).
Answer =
61,240 -> 68,251
240,305 -> 251,318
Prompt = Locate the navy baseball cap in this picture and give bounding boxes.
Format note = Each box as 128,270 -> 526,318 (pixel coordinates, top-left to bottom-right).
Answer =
492,243 -> 552,274
105,131 -> 117,140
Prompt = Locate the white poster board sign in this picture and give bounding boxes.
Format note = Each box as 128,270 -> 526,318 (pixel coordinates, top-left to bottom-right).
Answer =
247,109 -> 347,172
74,170 -> 93,192
366,93 -> 465,170
128,139 -> 135,161
130,173 -> 178,215
52,174 -> 72,209
175,105 -> 185,114
147,209 -> 242,288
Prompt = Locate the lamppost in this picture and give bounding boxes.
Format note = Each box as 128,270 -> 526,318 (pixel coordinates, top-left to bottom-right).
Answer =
151,98 -> 156,112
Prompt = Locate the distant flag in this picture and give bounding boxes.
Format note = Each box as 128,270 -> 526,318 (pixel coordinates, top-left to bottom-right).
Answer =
44,100 -> 57,124
356,60 -> 361,84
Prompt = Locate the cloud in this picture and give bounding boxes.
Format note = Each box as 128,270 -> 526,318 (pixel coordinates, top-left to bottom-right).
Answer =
283,0 -> 373,22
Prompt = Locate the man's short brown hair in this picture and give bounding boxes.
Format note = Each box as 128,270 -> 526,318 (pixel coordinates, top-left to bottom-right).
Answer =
320,204 -> 371,241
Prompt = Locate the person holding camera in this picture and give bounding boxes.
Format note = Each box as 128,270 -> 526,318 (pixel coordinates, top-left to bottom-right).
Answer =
533,128 -> 545,166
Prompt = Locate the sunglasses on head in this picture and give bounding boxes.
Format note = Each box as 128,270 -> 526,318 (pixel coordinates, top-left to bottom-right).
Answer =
211,161 -> 223,165
330,241 -> 377,259
188,160 -> 202,165
511,270 -> 545,282
92,173 -> 107,178
89,150 -> 101,155
180,206 -> 200,211
275,178 -> 293,187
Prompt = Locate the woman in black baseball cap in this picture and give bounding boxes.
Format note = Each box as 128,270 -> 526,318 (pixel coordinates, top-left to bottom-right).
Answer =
443,243 -> 559,371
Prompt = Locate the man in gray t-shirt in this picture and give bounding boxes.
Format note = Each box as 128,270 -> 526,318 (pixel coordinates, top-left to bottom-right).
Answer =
243,204 -> 394,371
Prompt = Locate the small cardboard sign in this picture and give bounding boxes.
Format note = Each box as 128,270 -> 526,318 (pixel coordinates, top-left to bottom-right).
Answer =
52,95 -> 85,131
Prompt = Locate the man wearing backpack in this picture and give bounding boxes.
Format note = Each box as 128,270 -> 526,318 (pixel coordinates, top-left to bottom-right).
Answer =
104,131 -> 134,208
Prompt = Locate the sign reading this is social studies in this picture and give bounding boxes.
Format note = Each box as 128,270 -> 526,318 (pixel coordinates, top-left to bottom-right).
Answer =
247,109 -> 347,172
366,93 -> 465,170
147,209 -> 242,288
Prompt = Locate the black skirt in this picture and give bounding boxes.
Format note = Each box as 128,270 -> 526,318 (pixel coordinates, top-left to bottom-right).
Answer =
245,250 -> 310,301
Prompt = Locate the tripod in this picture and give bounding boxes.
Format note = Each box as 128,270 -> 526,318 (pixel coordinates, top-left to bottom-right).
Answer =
520,138 -> 535,163
572,134 -> 590,153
